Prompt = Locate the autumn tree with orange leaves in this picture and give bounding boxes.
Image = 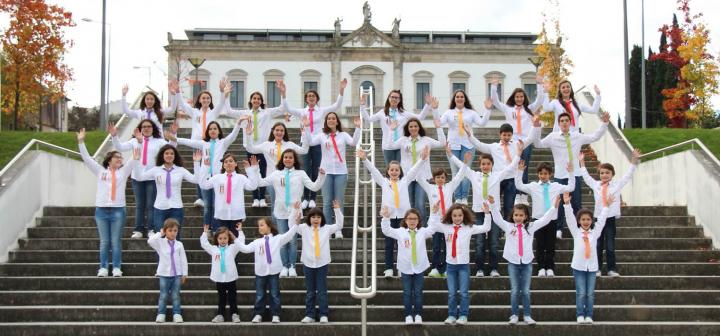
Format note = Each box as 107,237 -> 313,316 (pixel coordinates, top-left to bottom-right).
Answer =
0,0 -> 74,130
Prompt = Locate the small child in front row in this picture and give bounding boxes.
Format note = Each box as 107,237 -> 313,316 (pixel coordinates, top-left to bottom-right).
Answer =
236,206 -> 300,323
297,201 -> 344,324
381,207 -> 438,325
200,224 -> 242,323
148,219 -> 188,323
564,192 -> 613,324
488,194 -> 559,325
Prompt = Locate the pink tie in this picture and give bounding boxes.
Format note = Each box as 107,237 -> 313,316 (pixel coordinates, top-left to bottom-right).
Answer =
142,137 -> 149,165
226,173 -> 232,204
308,107 -> 315,133
517,223 -> 524,257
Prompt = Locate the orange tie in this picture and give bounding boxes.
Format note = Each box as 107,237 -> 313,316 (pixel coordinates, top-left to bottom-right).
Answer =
110,169 -> 117,202
313,227 -> 321,257
515,106 -> 523,135
502,142 -> 512,163
601,182 -> 609,207
276,141 -> 282,163
583,231 -> 591,259
458,110 -> 465,136
391,180 -> 400,208
201,110 -> 207,135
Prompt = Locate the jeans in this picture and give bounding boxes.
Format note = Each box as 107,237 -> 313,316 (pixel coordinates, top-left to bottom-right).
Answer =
303,265 -> 329,318
158,275 -> 182,315
153,208 -> 185,240
201,187 -> 215,228
94,207 -> 125,269
401,272 -> 424,317
573,269 -> 597,318
500,178 -> 517,219
131,179 -> 156,233
508,262 -> 533,317
384,218 -> 401,270
321,174 -> 348,224
215,219 -> 241,238
445,263 -> 470,318
408,181 -> 427,225
534,219 -> 557,270
518,145 -> 533,193
431,232 -> 447,273
474,212 -> 500,272
276,219 -> 297,268
216,281 -> 238,316
450,146 -> 475,200
254,274 -> 281,317
303,145 -> 322,202
382,149 -> 400,165
554,176 -> 582,231
248,152 -> 267,201
597,216 -> 617,272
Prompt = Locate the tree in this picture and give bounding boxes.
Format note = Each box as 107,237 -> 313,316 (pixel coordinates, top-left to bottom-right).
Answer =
67,106 -> 99,131
628,45 -> 642,128
0,0 -> 74,130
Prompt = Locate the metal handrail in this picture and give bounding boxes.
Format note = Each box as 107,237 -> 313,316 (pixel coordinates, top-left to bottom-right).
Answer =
639,137 -> 720,169
0,139 -> 81,182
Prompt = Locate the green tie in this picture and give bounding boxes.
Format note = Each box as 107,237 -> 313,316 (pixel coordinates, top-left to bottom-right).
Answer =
409,229 -> 417,265
482,173 -> 489,199
564,133 -> 573,163
411,138 -> 418,164
253,110 -> 259,141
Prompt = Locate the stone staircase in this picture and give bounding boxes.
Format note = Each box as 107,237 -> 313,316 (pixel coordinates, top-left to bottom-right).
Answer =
1,126 -> 719,335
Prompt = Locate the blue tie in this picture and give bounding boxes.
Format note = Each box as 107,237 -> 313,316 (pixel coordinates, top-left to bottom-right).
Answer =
284,168 -> 291,208
542,182 -> 551,211
219,245 -> 226,273
390,108 -> 399,141
208,140 -> 217,175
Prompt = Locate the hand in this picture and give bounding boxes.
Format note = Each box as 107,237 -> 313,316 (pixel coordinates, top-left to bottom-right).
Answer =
389,120 -> 398,130
463,151 -> 472,164
339,78 -> 347,95
193,149 -> 202,162
433,118 -> 441,128
431,201 -> 440,214
567,161 -> 574,173
122,84 -> 129,96
380,206 -> 390,218
160,227 -> 166,236
444,143 -> 452,156
578,152 -> 585,167
424,93 -> 433,106
170,121 -> 179,134
487,195 -> 495,205
203,224 -> 209,233
554,195 -> 561,208
77,128 -> 86,142
132,147 -> 140,160
516,140 -> 524,156
107,122 -> 117,137
244,120 -> 253,135
606,194 -> 616,205
492,78 -> 499,86
236,221 -> 243,232
302,116 -> 311,128
318,168 -> 326,175
484,99 -> 493,110
332,200 -> 340,209
224,82 -> 233,97
164,131 -> 177,142
293,201 -> 301,210
359,94 -> 366,106
536,74 -> 544,84
631,148 -> 641,164
543,82 -> 551,92
203,157 -> 210,166
219,77 -> 227,91
168,80 -> 179,94
483,201 -> 490,214
601,111 -> 610,123
532,110 -> 542,127
356,149 -> 367,160
276,80 -> 286,97
431,97 -> 439,110
421,146 -> 430,161
353,116 -> 361,128
594,85 -> 601,95
249,155 -> 259,166
241,160 -> 250,170
285,113 -> 291,123
177,110 -> 191,120
518,159 -> 526,172
133,128 -> 143,143
181,276 -> 188,285
463,125 -> 472,138
563,192 -> 571,204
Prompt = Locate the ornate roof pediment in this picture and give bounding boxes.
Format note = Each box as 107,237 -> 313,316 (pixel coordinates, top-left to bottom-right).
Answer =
339,23 -> 401,49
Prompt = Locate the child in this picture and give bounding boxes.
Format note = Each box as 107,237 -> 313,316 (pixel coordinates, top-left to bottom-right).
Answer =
489,195 -> 559,325
297,200 -> 344,323
564,192 -> 613,324
148,219 -> 188,323
381,207 -> 438,324
515,161 -> 575,277
428,203 -> 491,325
358,147 -> 427,277
200,225 -> 242,323
236,207 -> 301,323
579,149 -> 640,277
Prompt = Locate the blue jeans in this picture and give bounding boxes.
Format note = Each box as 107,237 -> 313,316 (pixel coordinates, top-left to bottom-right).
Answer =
450,146 -> 475,199
322,174 -> 348,224
500,178 -> 517,219
201,187 -> 215,228
401,272 -> 424,317
248,152 -> 267,201
508,262 -> 533,317
431,232 -> 446,273
382,149 -> 400,165
597,216 -> 617,272
519,145 -> 533,187
474,212 -> 500,272
94,207 -> 125,269
384,218 -> 401,271
303,265 -> 329,318
131,179 -> 156,233
573,269 -> 597,318
554,176 -> 582,231
254,274 -> 281,316
408,181 -> 427,224
153,208 -> 185,240
303,145 -> 322,202
276,219 -> 297,268
158,275 -> 182,315
445,263 -> 470,318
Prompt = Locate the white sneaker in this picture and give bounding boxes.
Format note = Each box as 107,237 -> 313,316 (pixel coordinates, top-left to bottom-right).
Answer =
514,195 -> 522,205
509,315 -> 518,325
444,316 -> 456,325
405,315 -> 414,324
212,315 -> 224,323
259,199 -> 268,207
523,316 -> 536,325
608,270 -> 621,277
476,270 -> 485,277
546,269 -> 555,277
301,200 -> 309,209
155,314 -> 165,323
272,315 -> 280,323
231,314 -> 241,323
384,269 -> 393,277
288,267 -> 298,277
173,314 -> 184,323
577,316 -> 585,324
521,194 -> 530,205
461,198 -> 469,205
490,270 -> 500,277
319,316 -> 328,323
252,199 -> 260,207
456,316 -> 468,325
97,268 -> 109,277
301,316 -> 315,323
280,267 -> 289,277
556,230 -> 562,239
194,198 -> 204,207
414,315 -> 423,324
585,316 -> 594,324
596,271 -> 602,277
334,231 -> 344,239
252,315 -> 262,323
537,269 -> 546,277
148,230 -> 156,236
111,268 -> 123,277
131,231 -> 143,239
308,200 -> 316,208
429,268 -> 441,277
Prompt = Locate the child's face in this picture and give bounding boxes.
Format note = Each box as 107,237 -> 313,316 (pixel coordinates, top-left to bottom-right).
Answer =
407,121 -> 420,136
208,124 -> 220,139
165,226 -> 178,240
387,163 -> 401,179
579,214 -> 593,230
258,220 -> 271,235
273,125 -> 285,140
538,169 -> 552,182
199,93 -> 212,107
140,121 -> 154,137
599,168 -> 614,183
559,116 -> 571,132
216,232 -> 229,246
499,131 -> 513,143
163,148 -> 175,165
514,91 -> 525,106
433,174 -> 447,185
282,152 -> 295,168
479,158 -> 493,173
512,209 -> 527,224
251,93 -> 262,108
223,157 -> 237,173
310,214 -> 322,226
451,208 -> 464,225
405,213 -> 420,229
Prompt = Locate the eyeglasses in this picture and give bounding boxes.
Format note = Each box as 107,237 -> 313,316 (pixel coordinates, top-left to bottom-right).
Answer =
140,125 -> 154,129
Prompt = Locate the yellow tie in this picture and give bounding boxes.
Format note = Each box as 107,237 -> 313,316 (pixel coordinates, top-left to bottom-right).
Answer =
458,110 -> 465,136
276,141 -> 282,163
313,227 -> 321,258
391,180 -> 400,208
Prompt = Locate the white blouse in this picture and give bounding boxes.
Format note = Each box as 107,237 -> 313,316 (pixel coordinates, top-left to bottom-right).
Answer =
580,165 -> 636,218
244,132 -> 309,176
360,104 -> 431,150
490,83 -> 544,140
386,130 -> 446,180
535,124 -> 608,179
297,208 -> 344,268
257,168 -> 326,219
224,101 -> 286,153
177,92 -> 228,140
134,164 -> 199,210
148,232 -> 188,277
197,168 -> 260,220
200,232 -> 243,283
283,95 -> 343,136
491,205 -> 557,265
306,128 -> 360,175
79,143 -> 137,208
363,157 -> 424,219
381,218 -> 438,275
436,107 -> 490,150
428,213 -> 492,265
236,209 -> 300,276
112,136 -> 173,181
566,205 -> 609,272
176,122 -> 241,177
543,95 -> 602,133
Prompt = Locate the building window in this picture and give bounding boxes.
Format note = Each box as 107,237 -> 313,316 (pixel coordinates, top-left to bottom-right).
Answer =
189,68 -> 210,98
484,71 -> 506,101
304,81 -> 318,93
519,71 -> 538,103
448,71 -> 470,96
487,83 -> 502,100
192,81 -> 207,98
416,83 -> 430,110
267,81 -> 281,107
523,83 -> 537,102
452,82 -> 466,93
230,81 -> 245,108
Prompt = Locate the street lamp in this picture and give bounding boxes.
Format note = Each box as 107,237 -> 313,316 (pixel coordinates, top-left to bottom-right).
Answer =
187,57 -> 206,97
527,56 -> 545,72
82,11 -> 111,129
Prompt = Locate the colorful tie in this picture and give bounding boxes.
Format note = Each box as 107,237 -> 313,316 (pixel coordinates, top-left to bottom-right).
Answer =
583,231 -> 591,259
451,225 -> 460,258
308,107 -> 315,133
542,182 -> 551,211
482,173 -> 489,199
208,140 -> 217,175
391,180 -> 400,208
142,137 -> 149,165
276,141 -> 282,163
164,167 -> 173,199
515,106 -> 523,135
458,110 -> 465,136
517,223 -> 524,257
502,141 -> 512,163
219,246 -> 226,273
564,100 -> 576,127
168,240 -> 177,276
264,236 -> 272,264
146,109 -> 153,120
284,169 -> 291,207
253,110 -> 259,141
411,138 -> 418,164
438,185 -> 446,216
313,227 -> 321,258
601,182 -> 609,207
409,229 -> 418,265
330,133 -> 343,163
390,108 -> 399,141
110,169 -> 117,202
226,173 -> 232,204
564,133 -> 573,163
201,110 -> 207,137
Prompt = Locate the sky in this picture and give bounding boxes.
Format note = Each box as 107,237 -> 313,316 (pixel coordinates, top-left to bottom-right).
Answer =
3,0 -> 720,123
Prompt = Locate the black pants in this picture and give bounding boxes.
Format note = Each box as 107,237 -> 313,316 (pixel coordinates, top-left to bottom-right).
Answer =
534,218 -> 557,270
216,281 -> 238,316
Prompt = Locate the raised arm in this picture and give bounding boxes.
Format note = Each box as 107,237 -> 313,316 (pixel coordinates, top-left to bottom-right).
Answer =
348,126 -> 361,147
77,140 -> 102,175
195,163 -> 213,190
242,166 -> 260,191
579,86 -> 602,114
563,202 -> 580,238
302,170 -> 326,191
277,209 -> 300,246
362,156 -> 387,187
579,117 -> 608,145
380,217 -> 401,240
489,202 -> 514,233
528,203 -> 559,234
176,137 -> 204,150
470,202 -> 493,234
176,92 -> 197,118
199,231 -> 215,255
468,133 -> 493,153
613,162 -> 638,192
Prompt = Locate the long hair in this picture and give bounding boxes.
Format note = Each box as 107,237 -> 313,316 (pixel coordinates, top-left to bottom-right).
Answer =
258,217 -> 279,237
248,91 -> 265,109
136,119 -> 161,139
383,90 -> 405,115
322,112 -> 344,134
556,80 -> 580,114
403,118 -> 426,137
203,121 -> 225,142
441,204 -> 475,226
505,88 -> 533,115
400,209 -> 423,228
155,144 -> 183,167
219,153 -> 242,174
275,148 -> 302,171
267,122 -> 290,142
305,208 -> 326,227
449,89 -> 474,110
211,227 -> 236,246
140,91 -> 165,122
193,90 -> 214,110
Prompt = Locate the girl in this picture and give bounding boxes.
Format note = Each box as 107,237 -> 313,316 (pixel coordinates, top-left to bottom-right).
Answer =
236,207 -> 301,323
254,149 -> 326,278
488,195 -> 560,325
357,147 -> 427,278
386,116 -> 446,226
78,128 -> 138,277
225,80 -> 287,207
304,112 -> 361,238
111,120 -> 172,239
282,79 -> 347,209
148,218 -> 188,323
381,207 -> 438,325
360,90 -> 432,165
200,224 -> 243,323
120,81 -> 179,134
428,203 -> 492,325
434,90 -> 493,204
244,121 -> 309,186
542,80 -> 602,133
297,200 -> 344,323
196,153 -> 259,236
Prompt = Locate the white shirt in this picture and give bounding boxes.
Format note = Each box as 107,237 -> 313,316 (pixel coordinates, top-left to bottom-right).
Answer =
176,122 -> 241,176
200,232 -> 242,283
177,92 -> 228,140
566,205 -> 610,272
224,102 -> 286,153
449,155 -> 520,212
244,133 -> 309,175
360,105 -> 431,150
535,124 -> 608,179
468,126 -> 537,178
543,95 -> 602,133
121,94 -> 177,135
515,173 -> 575,219
387,130 -> 446,180
79,143 -> 137,208
417,170 -> 467,217
381,218 -> 438,274
306,129 -> 360,175
490,83 -> 544,140
148,232 -> 188,277
257,168 -> 326,219
364,157 -> 424,219
112,136 -> 172,181
580,165 -> 636,218
197,169 -> 259,220
436,107 -> 490,150
429,213 -> 492,265
491,205 -> 557,265
236,209 -> 300,276
134,164 -> 199,210
297,208 -> 344,268
283,95 -> 344,136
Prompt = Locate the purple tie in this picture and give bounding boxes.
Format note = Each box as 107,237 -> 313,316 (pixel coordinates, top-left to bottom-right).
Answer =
146,109 -> 153,120
164,167 -> 173,198
264,236 -> 272,264
168,240 -> 177,276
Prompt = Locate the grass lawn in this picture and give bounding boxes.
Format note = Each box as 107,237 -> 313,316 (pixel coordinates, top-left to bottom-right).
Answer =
0,131 -> 107,170
622,128 -> 720,160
